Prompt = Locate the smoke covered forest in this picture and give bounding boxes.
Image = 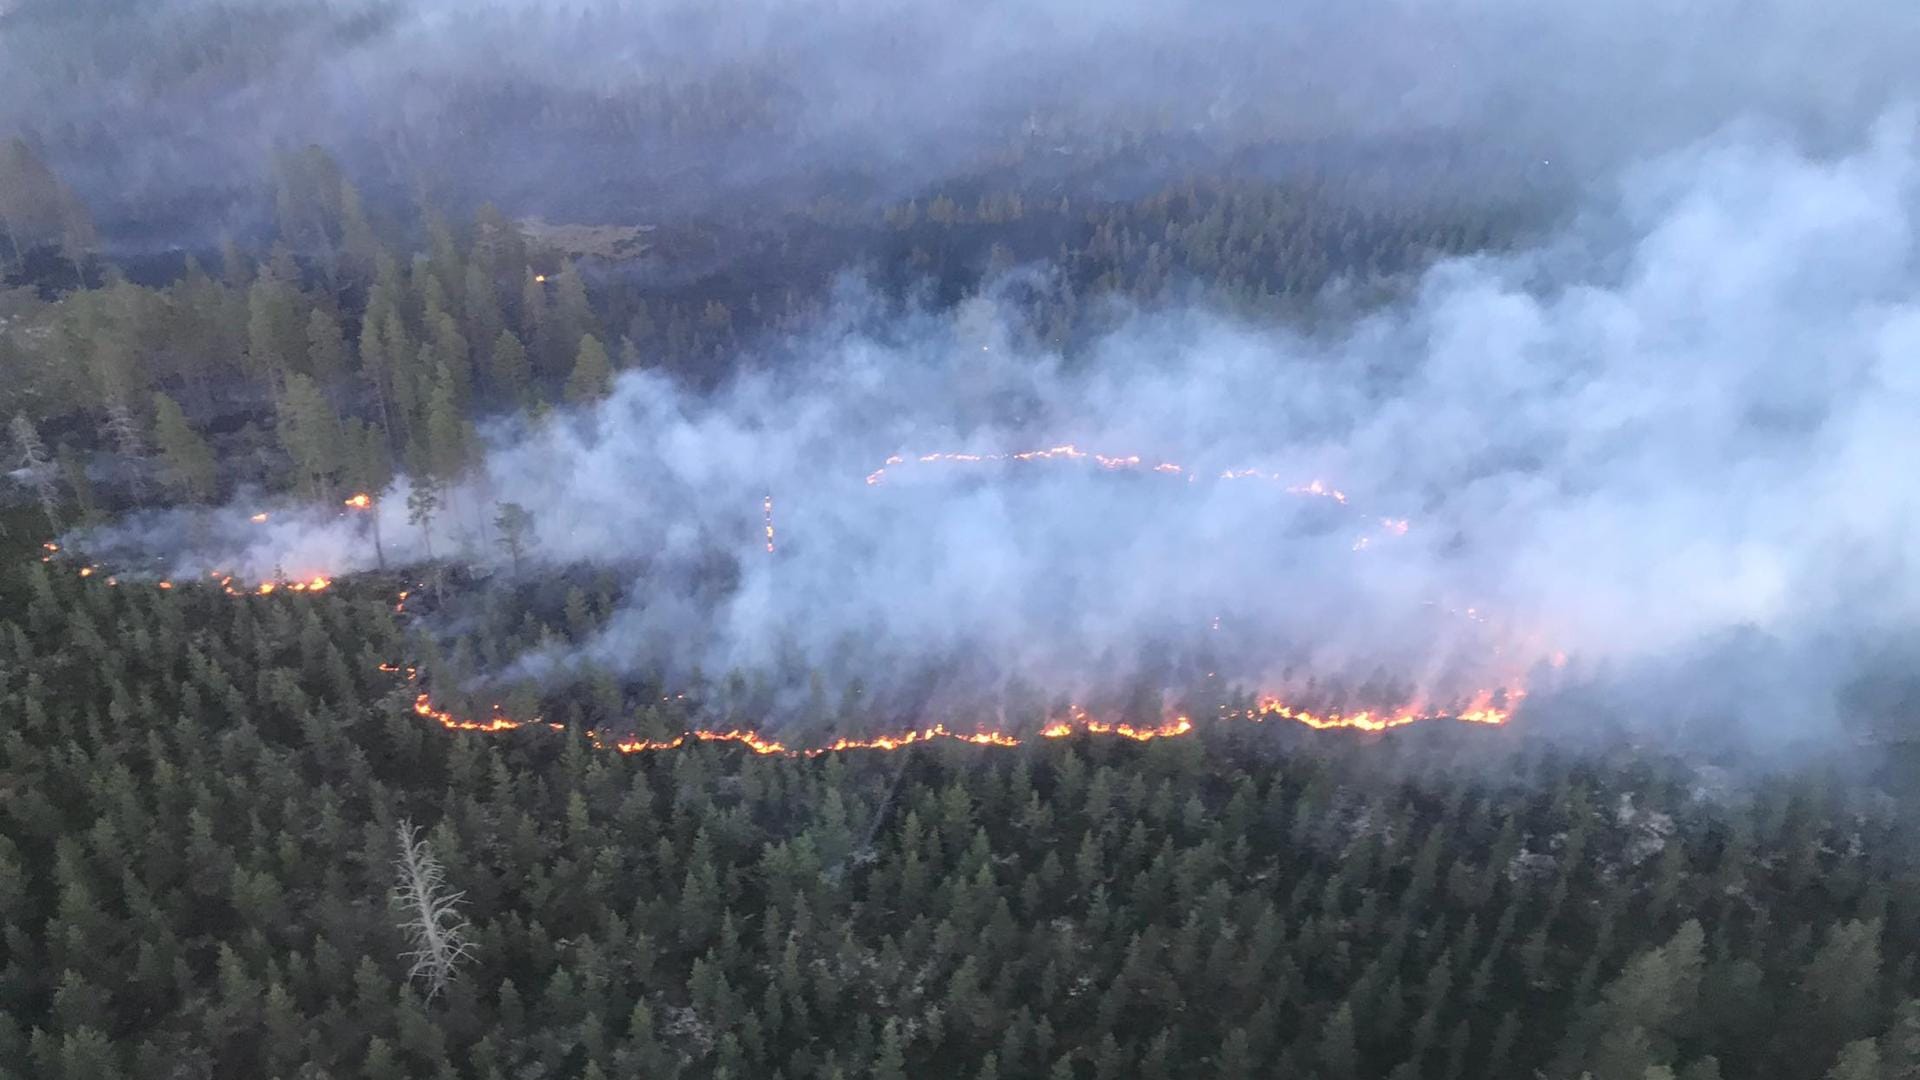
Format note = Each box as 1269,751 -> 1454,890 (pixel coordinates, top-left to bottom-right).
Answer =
5,1 -> 1920,1078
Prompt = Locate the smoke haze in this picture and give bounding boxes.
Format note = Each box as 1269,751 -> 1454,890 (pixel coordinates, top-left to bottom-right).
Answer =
7,0 -> 1920,239
75,111 -> 1920,740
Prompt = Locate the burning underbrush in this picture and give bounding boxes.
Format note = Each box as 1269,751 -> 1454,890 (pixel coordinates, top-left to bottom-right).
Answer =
35,529 -> 1525,759
380,559 -> 1527,758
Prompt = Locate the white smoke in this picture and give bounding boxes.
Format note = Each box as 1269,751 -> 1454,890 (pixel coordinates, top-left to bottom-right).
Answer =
9,0 -> 1920,235
77,112 -> 1920,738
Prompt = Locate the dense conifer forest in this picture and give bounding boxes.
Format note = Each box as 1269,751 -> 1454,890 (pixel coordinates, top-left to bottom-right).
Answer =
7,5 -> 1920,1076
3,173 -> 1919,1072
3,565 -> 1919,1080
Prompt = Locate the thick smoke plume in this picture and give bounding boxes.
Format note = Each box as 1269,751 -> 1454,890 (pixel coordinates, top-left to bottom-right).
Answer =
80,114 -> 1920,741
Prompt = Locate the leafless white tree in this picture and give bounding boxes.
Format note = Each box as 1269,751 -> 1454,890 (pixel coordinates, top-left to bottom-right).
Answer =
100,398 -> 150,498
392,819 -> 475,1001
10,413 -> 61,530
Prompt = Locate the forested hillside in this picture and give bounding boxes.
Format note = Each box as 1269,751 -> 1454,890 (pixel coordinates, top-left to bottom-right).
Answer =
8,5 -> 1920,1070
1,138 -> 1524,527
2,566 -> 1918,1080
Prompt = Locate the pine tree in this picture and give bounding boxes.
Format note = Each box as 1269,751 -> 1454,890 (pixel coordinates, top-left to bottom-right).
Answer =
1317,1001 -> 1358,1079
422,365 -> 476,486
56,184 -> 97,286
359,310 -> 399,441
151,394 -> 216,502
1677,1058 -> 1724,1080
246,276 -> 304,382
407,479 -> 442,560
521,268 -> 552,374
1880,999 -> 1920,1078
364,1035 -> 404,1080
565,334 -> 613,406
489,329 -> 532,408
338,177 -> 379,279
344,422 -> 393,568
0,137 -> 70,266
495,502 -> 535,572
1826,1040 -> 1882,1080
551,261 -> 596,356
1802,920 -> 1884,1055
872,1019 -> 907,1080
306,307 -> 348,385
464,263 -> 502,359
275,373 -> 343,499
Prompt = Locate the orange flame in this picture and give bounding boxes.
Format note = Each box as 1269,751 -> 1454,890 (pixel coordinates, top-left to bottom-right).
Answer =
1239,688 -> 1519,732
395,665 -> 1513,760
1284,478 -> 1348,504
413,693 -> 531,734
249,512 -> 269,524
864,446 -> 1369,518
344,493 -> 372,509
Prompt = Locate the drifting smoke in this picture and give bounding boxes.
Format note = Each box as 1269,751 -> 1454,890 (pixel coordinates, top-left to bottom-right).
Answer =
76,112 -> 1920,741
5,0 -> 1920,239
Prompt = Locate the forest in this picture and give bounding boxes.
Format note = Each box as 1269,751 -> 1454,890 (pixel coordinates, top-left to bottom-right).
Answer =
2,563 -> 1918,1080
2,133 -> 1916,1080
7,3 -> 1920,1070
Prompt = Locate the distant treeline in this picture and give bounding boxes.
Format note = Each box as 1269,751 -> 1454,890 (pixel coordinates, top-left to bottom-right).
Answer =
2,139 -> 1527,533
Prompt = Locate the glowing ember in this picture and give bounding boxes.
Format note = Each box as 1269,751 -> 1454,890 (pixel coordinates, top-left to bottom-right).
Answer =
395,668 -> 1514,760
40,430 -> 1527,762
1284,478 -> 1348,504
1238,688 -> 1519,732
870,444 -> 1195,486
863,446 -> 1374,522
413,693 -> 531,734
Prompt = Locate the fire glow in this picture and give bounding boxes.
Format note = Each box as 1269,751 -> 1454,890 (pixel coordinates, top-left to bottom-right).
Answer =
43,440 -> 1529,757
863,443 -> 1352,505
40,533 -> 1522,757
401,676 -> 1515,759
862,444 -> 1398,547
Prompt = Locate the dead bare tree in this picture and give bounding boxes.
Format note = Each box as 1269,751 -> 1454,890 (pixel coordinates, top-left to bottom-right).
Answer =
392,819 -> 475,1001
99,398 -> 150,499
10,414 -> 62,531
